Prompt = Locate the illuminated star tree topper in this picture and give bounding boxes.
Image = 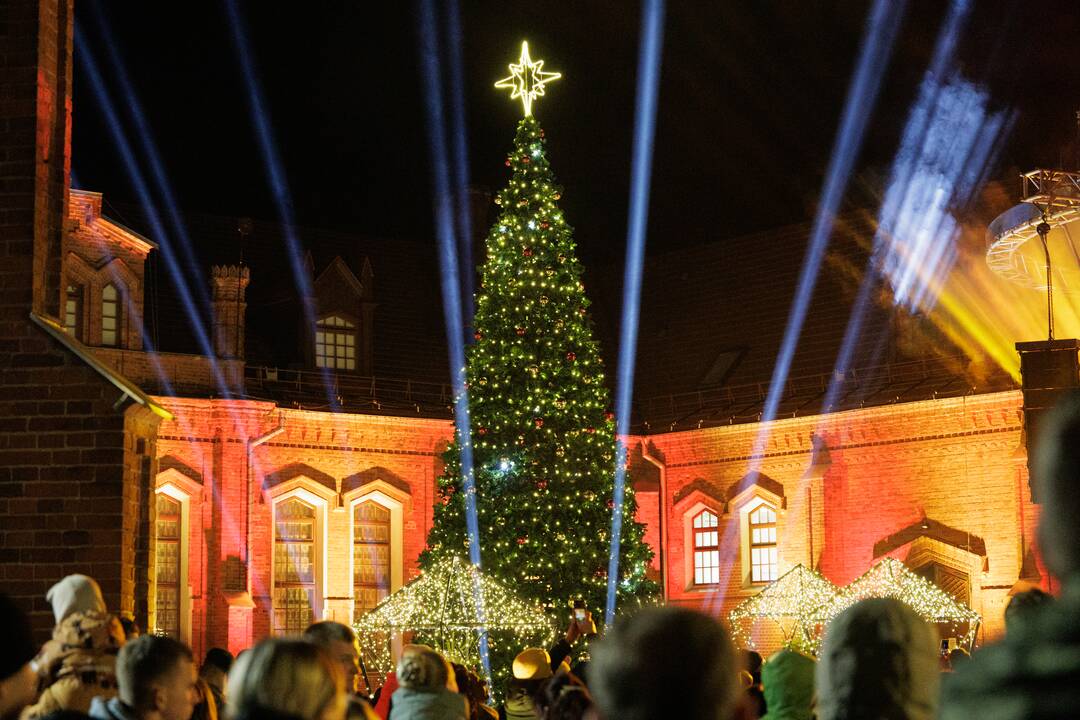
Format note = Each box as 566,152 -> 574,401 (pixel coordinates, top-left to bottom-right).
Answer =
495,41 -> 561,116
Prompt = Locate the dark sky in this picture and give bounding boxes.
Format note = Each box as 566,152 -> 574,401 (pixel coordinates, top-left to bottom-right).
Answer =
72,1 -> 1080,266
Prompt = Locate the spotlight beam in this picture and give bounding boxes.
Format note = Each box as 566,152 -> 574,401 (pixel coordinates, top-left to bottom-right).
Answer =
606,0 -> 666,625
223,0 -> 340,411
416,0 -> 488,677
749,0 -> 905,464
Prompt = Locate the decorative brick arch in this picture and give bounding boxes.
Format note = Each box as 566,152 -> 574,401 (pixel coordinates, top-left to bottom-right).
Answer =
262,463 -> 337,496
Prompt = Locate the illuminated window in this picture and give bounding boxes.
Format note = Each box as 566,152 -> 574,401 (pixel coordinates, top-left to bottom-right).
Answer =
315,315 -> 356,370
64,284 -> 83,340
693,509 -> 720,585
353,501 -> 391,617
155,493 -> 182,637
749,504 -> 778,583
101,284 -> 120,346
273,498 -> 318,635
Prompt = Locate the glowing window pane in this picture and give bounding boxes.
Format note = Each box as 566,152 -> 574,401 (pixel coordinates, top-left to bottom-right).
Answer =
692,510 -> 721,586
315,316 -> 358,372
354,501 -> 391,618
101,284 -> 119,347
274,499 -> 317,635
154,493 -> 182,637
747,501 -> 778,585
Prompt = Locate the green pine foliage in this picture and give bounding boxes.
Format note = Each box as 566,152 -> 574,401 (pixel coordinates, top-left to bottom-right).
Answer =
421,115 -> 659,627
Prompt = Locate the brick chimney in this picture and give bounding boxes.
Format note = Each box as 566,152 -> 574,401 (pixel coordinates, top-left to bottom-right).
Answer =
211,265 -> 250,359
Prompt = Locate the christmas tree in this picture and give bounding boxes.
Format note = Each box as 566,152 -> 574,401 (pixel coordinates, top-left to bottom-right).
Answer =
421,43 -> 658,632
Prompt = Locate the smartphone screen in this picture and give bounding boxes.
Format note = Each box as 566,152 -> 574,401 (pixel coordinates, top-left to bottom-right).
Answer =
575,608 -> 586,621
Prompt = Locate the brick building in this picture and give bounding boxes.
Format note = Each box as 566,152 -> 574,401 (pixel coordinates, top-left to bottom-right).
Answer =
1,0 -> 1047,661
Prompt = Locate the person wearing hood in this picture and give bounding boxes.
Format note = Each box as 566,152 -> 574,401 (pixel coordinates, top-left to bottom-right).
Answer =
760,648 -> 814,720
88,635 -> 197,720
388,648 -> 465,720
816,598 -> 938,720
22,575 -> 126,719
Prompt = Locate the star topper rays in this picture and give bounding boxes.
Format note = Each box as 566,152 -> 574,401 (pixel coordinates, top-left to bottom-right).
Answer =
495,41 -> 561,117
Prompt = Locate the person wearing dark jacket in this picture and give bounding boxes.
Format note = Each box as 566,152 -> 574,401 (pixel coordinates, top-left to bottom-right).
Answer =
0,594 -> 39,720
499,613 -> 592,720
941,392 -> 1080,719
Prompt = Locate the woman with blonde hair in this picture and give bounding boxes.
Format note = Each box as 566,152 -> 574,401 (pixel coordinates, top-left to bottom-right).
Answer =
227,639 -> 347,720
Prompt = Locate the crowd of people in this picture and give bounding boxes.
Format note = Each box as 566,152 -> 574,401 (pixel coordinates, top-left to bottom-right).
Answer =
3,392 -> 1080,720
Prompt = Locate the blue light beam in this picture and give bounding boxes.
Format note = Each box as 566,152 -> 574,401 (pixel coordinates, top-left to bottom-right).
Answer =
749,0 -> 906,466
606,0 -> 666,625
417,0 -> 488,677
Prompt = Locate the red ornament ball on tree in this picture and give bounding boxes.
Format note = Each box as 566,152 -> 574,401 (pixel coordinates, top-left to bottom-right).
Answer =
523,247 -> 533,257
566,351 -> 577,362
534,417 -> 544,428
505,159 -> 512,167
586,426 -> 596,434
604,411 -> 615,422
517,536 -> 527,546
477,427 -> 487,436
474,332 -> 483,341
516,327 -> 527,336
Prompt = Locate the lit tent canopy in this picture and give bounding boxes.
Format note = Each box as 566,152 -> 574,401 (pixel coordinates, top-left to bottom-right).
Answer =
817,557 -> 981,648
728,564 -> 840,652
355,556 -> 554,672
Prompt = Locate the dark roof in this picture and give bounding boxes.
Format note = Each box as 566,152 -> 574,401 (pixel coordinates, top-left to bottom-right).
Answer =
113,203 -> 1014,428
118,206 -> 450,385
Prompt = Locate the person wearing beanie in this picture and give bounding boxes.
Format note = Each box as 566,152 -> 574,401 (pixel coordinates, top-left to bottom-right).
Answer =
760,648 -> 815,720
23,576 -> 126,719
816,598 -> 938,720
0,594 -> 39,720
388,648 -> 465,720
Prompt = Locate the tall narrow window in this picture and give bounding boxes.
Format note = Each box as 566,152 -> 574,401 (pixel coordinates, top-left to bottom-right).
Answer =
749,504 -> 778,583
155,493 -> 181,637
353,501 -> 391,617
101,284 -> 120,346
64,284 -> 83,340
273,498 -> 317,635
693,509 -> 720,585
315,315 -> 357,370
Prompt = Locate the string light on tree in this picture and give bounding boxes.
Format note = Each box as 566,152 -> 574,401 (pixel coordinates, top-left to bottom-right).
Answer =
421,41 -> 658,689
495,41 -> 561,117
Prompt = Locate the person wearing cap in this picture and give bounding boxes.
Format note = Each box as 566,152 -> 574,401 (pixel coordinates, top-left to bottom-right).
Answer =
499,612 -> 592,720
0,594 -> 39,720
23,575 -> 126,719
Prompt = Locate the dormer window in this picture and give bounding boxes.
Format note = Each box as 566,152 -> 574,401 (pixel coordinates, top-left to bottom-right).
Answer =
64,284 -> 84,340
101,284 -> 120,347
315,315 -> 357,370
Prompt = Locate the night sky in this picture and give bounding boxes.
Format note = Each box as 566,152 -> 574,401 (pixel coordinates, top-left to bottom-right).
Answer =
72,1 -> 1080,267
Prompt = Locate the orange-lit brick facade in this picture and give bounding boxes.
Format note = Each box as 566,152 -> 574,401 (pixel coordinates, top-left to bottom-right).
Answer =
0,0 -> 1049,659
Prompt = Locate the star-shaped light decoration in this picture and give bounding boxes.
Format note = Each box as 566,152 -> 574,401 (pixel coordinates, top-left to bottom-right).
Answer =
495,41 -> 561,117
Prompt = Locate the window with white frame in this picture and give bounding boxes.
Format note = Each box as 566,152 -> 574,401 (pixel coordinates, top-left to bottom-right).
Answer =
693,509 -> 720,585
353,501 -> 391,616
273,497 -> 318,634
64,284 -> 83,340
749,503 -> 778,583
315,315 -> 357,370
101,283 -> 120,346
155,493 -> 182,637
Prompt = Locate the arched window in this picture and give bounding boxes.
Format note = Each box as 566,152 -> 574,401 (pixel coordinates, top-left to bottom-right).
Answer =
315,315 -> 357,370
101,284 -> 120,346
273,498 -> 318,634
749,503 -> 778,583
353,501 -> 391,616
693,509 -> 720,585
64,284 -> 84,340
155,493 -> 182,637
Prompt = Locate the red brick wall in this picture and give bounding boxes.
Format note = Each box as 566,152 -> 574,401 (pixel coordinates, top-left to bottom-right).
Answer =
636,390 -> 1039,655
152,397 -> 452,655
0,0 -> 160,644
